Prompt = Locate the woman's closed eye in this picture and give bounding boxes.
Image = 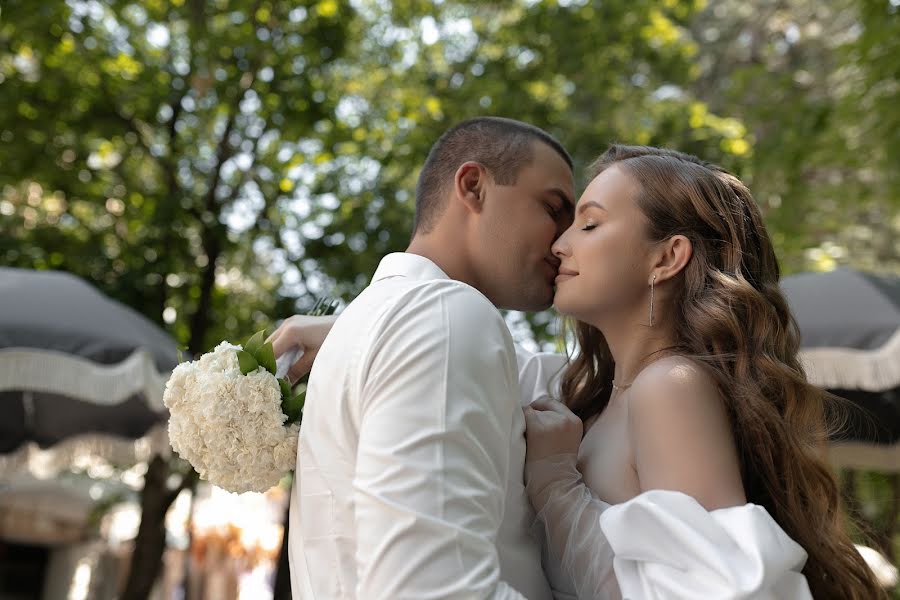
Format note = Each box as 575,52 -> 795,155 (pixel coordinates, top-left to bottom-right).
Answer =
581,222 -> 598,231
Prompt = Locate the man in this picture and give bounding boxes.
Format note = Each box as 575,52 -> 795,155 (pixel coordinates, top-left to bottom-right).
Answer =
271,117 -> 576,598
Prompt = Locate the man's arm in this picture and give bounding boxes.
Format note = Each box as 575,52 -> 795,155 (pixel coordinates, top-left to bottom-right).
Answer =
267,313 -> 568,406
353,283 -> 527,599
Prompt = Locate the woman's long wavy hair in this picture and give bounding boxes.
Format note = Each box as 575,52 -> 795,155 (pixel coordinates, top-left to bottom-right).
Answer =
560,145 -> 883,599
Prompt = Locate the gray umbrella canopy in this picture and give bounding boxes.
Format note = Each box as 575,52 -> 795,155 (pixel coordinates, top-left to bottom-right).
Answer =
0,268 -> 178,454
781,269 -> 900,445
781,268 -> 900,392
0,268 -> 178,370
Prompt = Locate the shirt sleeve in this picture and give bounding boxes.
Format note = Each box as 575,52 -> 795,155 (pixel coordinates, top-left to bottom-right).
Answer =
353,282 -> 528,600
514,344 -> 567,407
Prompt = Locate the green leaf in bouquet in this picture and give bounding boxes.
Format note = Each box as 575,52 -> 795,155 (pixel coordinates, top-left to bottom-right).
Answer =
278,377 -> 292,401
293,391 -> 306,412
256,341 -> 277,375
236,350 -> 259,375
283,389 -> 306,423
244,330 -> 266,355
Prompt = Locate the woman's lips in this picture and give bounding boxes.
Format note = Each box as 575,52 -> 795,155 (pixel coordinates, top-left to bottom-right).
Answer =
555,267 -> 578,284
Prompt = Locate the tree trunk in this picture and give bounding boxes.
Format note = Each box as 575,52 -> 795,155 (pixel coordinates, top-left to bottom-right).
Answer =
272,502 -> 292,599
120,455 -> 192,600
187,234 -> 221,356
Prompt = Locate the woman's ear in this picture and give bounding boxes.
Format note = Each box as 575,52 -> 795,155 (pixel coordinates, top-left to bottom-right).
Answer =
651,235 -> 693,284
454,161 -> 488,214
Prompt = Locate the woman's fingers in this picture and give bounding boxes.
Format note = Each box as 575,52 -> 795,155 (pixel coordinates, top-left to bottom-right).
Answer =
523,406 -> 541,427
529,397 -> 575,417
523,402 -> 583,460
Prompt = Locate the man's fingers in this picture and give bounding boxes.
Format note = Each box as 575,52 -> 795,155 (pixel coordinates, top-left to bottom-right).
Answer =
287,349 -> 316,384
271,327 -> 295,357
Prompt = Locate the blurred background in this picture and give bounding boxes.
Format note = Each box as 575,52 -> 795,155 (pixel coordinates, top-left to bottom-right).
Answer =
1,0 -> 898,598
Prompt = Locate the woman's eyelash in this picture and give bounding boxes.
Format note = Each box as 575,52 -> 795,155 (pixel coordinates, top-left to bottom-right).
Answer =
581,223 -> 597,231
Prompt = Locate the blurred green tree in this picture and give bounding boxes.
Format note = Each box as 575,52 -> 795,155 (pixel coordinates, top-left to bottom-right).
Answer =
1,0 -> 355,597
688,0 -> 900,273
1,0 -> 352,355
1,0 -> 747,350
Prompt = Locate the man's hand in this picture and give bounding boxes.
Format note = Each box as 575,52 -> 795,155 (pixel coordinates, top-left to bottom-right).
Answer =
267,314 -> 338,383
523,398 -> 583,462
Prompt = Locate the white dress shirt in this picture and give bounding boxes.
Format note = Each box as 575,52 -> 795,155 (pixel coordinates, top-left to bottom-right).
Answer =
289,253 -> 559,600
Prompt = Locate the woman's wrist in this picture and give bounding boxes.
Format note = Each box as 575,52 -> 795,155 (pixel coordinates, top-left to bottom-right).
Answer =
525,453 -> 581,512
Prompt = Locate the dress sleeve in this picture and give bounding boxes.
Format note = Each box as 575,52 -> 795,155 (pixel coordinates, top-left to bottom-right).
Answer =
526,459 -> 813,600
598,490 -> 813,600
525,453 -> 622,600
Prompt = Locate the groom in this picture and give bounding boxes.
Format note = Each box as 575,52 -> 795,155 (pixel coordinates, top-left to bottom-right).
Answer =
281,117 -> 576,599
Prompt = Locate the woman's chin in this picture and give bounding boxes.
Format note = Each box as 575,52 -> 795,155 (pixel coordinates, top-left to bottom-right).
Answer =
552,293 -> 573,316
553,294 -> 594,324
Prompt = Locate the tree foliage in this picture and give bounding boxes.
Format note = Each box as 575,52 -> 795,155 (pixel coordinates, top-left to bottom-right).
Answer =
4,1 -> 895,353
0,0 -> 763,350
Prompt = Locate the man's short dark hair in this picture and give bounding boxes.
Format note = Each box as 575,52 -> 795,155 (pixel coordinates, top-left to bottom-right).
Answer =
413,117 -> 573,234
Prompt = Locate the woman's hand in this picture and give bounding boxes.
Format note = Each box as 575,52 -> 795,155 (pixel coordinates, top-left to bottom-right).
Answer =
524,398 -> 583,462
267,314 -> 338,383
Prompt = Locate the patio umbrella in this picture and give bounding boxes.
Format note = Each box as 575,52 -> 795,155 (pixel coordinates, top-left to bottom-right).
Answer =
0,267 -> 178,460
781,268 -> 900,445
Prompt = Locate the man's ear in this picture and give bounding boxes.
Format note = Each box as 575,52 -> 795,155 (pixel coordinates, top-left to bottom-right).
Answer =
453,161 -> 488,214
651,235 -> 693,284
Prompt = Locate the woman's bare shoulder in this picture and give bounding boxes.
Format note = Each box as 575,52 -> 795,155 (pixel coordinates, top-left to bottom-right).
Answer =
627,354 -> 727,437
631,355 -> 719,397
626,355 -> 746,509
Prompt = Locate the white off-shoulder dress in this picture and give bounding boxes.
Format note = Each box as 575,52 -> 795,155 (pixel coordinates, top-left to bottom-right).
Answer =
516,347 -> 813,600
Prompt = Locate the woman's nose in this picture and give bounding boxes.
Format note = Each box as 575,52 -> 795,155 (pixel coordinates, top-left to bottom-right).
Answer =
552,235 -> 570,258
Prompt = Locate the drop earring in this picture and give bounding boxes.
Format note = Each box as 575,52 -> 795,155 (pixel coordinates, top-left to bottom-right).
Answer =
649,274 -> 657,326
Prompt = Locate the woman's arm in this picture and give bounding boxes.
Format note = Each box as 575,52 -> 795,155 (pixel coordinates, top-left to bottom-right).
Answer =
601,357 -> 810,598
523,400 -> 622,600
522,357 -> 809,600
628,356 -> 745,509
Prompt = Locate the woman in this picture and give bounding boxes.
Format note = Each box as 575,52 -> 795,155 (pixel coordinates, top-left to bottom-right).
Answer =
523,145 -> 882,599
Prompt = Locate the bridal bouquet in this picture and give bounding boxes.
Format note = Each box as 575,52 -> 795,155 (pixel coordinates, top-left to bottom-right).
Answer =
164,299 -> 337,493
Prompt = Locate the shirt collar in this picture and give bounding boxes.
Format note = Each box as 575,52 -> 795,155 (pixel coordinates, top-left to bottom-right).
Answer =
371,252 -> 451,283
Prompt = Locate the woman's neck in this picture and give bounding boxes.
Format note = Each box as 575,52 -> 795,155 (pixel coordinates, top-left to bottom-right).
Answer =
598,308 -> 678,388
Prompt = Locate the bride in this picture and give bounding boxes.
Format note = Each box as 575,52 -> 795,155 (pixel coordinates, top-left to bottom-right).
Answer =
520,145 -> 882,599
271,145 -> 883,599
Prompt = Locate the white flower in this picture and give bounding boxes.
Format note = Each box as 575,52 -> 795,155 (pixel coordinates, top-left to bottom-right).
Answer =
164,341 -> 299,493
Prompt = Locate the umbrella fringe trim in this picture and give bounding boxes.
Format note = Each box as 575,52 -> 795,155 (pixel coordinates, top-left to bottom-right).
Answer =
0,348 -> 169,409
0,423 -> 169,478
800,327 -> 900,392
